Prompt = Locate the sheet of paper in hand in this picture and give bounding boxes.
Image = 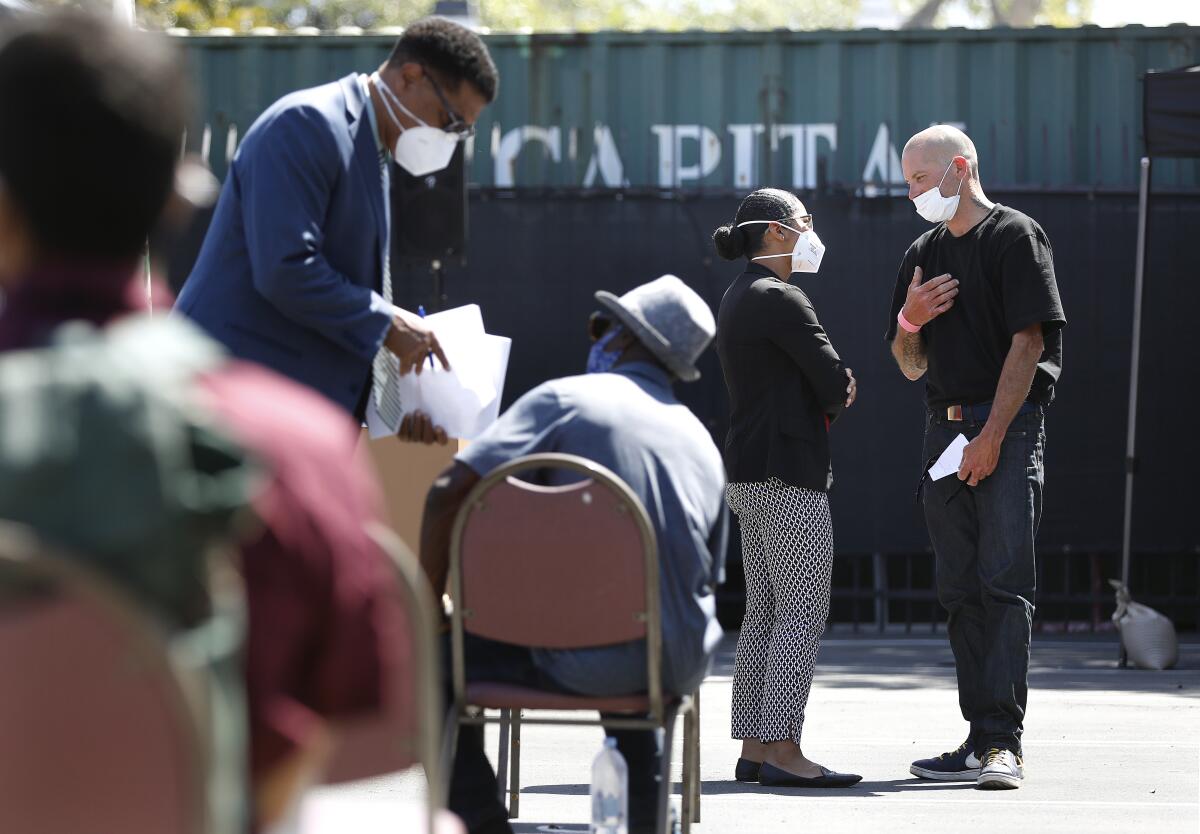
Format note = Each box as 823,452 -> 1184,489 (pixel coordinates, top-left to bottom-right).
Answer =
369,304 -> 512,440
929,433 -> 969,481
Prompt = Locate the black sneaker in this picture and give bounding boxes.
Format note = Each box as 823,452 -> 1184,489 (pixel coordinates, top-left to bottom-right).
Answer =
977,748 -> 1024,790
909,739 -> 981,781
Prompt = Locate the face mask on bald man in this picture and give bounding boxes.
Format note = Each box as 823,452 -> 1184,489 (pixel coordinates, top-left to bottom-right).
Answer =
913,160 -> 966,224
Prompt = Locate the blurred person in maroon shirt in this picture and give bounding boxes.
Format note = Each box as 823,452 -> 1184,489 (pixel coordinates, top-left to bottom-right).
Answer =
0,12 -> 408,828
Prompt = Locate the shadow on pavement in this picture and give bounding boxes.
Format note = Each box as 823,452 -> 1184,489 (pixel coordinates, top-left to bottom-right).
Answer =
693,778 -> 973,796
520,784 -> 587,796
520,777 -> 975,799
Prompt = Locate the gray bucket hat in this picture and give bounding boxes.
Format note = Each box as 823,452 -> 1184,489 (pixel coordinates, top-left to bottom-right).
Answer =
594,275 -> 716,382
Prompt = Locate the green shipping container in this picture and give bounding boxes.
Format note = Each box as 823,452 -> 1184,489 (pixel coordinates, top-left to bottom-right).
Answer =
177,26 -> 1200,191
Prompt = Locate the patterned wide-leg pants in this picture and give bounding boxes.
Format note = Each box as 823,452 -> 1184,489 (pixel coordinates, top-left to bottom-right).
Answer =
728,479 -> 835,745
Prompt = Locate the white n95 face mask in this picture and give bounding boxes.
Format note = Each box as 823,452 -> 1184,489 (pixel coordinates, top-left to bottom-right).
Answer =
913,161 -> 965,224
737,220 -> 826,274
371,72 -> 460,177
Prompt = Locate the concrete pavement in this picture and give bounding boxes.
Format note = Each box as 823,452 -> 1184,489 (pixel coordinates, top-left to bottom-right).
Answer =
317,635 -> 1200,833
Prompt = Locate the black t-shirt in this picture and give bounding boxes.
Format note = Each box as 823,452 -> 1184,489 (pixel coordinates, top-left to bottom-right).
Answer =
884,204 -> 1066,409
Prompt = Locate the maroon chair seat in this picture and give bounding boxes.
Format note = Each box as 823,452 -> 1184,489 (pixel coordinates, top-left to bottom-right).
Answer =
0,533 -> 208,834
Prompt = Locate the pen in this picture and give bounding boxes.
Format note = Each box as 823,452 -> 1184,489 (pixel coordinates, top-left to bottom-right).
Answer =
418,305 -> 433,369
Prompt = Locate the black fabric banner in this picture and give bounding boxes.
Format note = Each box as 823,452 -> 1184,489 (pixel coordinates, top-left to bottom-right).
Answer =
169,191 -> 1200,555
1145,64 -> 1200,159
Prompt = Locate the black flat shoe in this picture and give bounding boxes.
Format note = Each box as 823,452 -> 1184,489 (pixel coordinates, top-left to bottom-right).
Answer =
759,762 -> 862,788
735,757 -> 762,782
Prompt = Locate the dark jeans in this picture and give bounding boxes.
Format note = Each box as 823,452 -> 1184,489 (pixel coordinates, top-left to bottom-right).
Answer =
446,634 -> 661,834
920,408 -> 1045,757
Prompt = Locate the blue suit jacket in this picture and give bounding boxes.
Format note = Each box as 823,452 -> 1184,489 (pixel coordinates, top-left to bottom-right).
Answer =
176,73 -> 392,414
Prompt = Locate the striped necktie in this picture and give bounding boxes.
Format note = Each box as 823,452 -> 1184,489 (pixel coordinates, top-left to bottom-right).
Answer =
371,148 -> 405,431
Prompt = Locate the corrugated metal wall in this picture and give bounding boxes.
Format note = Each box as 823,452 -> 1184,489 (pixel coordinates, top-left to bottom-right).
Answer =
178,26 -> 1200,191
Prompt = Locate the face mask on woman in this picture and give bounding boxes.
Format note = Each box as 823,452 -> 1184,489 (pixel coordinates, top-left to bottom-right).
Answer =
737,220 -> 826,274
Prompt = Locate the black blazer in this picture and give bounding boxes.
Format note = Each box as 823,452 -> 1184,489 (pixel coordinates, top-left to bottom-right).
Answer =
715,263 -> 848,492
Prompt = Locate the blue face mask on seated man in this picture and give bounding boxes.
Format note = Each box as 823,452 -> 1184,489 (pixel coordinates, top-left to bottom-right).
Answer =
586,324 -> 624,374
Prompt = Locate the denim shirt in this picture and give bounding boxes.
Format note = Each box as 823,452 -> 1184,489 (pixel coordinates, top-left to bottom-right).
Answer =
457,361 -> 728,696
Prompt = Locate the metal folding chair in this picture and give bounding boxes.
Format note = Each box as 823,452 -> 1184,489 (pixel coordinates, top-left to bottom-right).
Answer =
445,453 -> 701,834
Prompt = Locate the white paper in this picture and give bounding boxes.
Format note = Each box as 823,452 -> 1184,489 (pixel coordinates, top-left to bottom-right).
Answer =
457,333 -> 512,438
929,433 -> 969,481
367,304 -> 511,441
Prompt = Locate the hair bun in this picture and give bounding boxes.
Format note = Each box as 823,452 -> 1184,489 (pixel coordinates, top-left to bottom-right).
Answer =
712,224 -> 746,260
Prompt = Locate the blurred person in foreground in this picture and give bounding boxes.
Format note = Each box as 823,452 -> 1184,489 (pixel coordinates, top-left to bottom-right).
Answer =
887,125 -> 1065,790
420,276 -> 728,834
0,12 -> 409,829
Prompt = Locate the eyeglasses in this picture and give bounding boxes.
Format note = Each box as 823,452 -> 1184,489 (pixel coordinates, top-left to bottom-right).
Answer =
422,66 -> 475,141
761,215 -> 813,235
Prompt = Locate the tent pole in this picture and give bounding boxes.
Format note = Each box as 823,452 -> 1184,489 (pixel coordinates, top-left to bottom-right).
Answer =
1121,156 -> 1151,590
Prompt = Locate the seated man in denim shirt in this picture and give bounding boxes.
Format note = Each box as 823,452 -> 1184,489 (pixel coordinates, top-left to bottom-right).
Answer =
420,275 -> 728,834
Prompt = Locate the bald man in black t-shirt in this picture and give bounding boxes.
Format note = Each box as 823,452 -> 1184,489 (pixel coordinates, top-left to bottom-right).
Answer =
884,126 -> 1066,791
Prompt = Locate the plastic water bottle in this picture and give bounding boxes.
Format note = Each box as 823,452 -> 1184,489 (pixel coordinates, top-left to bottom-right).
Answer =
590,737 -> 628,834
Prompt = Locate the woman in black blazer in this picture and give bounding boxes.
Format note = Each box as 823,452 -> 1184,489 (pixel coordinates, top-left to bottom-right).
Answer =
712,188 -> 860,788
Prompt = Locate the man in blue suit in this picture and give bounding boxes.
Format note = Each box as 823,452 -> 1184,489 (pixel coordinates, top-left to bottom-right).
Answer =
176,18 -> 497,438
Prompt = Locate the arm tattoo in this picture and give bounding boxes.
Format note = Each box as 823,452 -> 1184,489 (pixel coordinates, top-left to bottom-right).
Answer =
895,330 -> 928,380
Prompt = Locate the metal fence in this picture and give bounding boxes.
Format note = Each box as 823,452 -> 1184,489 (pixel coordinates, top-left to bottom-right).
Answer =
714,549 -> 1200,633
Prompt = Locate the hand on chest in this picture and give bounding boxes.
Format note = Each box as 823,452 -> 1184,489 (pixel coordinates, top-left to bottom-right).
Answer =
925,241 -> 1001,318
